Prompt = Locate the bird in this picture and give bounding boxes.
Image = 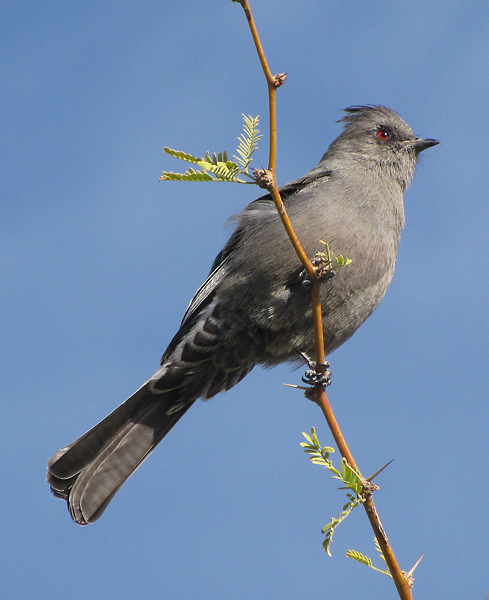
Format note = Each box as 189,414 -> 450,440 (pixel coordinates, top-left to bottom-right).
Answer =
47,105 -> 439,525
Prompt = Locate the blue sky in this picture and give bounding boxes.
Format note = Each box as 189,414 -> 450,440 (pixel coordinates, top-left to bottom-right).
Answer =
2,1 -> 489,598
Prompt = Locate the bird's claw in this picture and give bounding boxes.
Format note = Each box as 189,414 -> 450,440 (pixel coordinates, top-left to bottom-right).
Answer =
302,368 -> 331,387
300,266 -> 336,289
297,351 -> 332,387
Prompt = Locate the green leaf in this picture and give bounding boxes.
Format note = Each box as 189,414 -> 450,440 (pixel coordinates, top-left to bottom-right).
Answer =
346,543 -> 393,578
335,255 -> 353,267
314,240 -> 352,274
160,171 -> 214,182
233,114 -> 262,173
320,495 -> 364,556
161,115 -> 261,185
340,459 -> 364,495
321,520 -> 336,533
346,549 -> 373,567
311,427 -> 320,447
196,159 -> 241,181
163,147 -> 203,163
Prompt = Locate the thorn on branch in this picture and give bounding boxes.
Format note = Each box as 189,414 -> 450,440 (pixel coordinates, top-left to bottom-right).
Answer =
283,383 -> 312,392
403,554 -> 424,588
366,459 -> 395,483
273,72 -> 287,88
253,167 -> 274,189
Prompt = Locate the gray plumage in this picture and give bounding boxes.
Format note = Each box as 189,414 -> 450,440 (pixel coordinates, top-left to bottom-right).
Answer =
47,105 -> 438,524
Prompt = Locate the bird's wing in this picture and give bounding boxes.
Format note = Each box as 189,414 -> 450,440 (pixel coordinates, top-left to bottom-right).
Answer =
161,170 -> 332,365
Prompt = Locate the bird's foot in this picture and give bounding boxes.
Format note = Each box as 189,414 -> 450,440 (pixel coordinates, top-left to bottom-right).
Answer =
297,351 -> 332,386
300,266 -> 336,289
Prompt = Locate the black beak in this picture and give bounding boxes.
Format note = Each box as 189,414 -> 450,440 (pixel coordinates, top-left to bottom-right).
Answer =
414,138 -> 440,153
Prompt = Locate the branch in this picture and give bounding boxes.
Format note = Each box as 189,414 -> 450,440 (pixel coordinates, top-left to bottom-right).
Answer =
233,1 -> 314,280
234,2 -> 414,598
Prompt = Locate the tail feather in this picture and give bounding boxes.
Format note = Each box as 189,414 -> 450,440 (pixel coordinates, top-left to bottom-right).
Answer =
47,295 -> 256,525
47,384 -> 193,525
47,383 -> 152,480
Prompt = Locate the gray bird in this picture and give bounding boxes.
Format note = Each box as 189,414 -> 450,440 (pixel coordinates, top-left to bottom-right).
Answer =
47,105 -> 439,525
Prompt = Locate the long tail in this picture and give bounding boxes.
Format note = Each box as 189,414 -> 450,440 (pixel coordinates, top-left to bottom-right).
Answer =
47,384 -> 194,525
48,290 -> 256,524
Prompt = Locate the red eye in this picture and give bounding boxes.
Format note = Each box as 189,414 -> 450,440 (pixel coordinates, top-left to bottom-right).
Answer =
377,129 -> 391,140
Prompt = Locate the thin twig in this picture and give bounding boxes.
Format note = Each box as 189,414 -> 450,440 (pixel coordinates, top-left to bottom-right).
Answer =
268,187 -> 316,279
235,1 -> 277,170
314,389 -> 413,598
234,1 -> 315,278
235,2 -> 414,598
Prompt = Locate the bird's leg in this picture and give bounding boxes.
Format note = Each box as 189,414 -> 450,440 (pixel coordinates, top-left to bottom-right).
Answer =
297,350 -> 332,386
